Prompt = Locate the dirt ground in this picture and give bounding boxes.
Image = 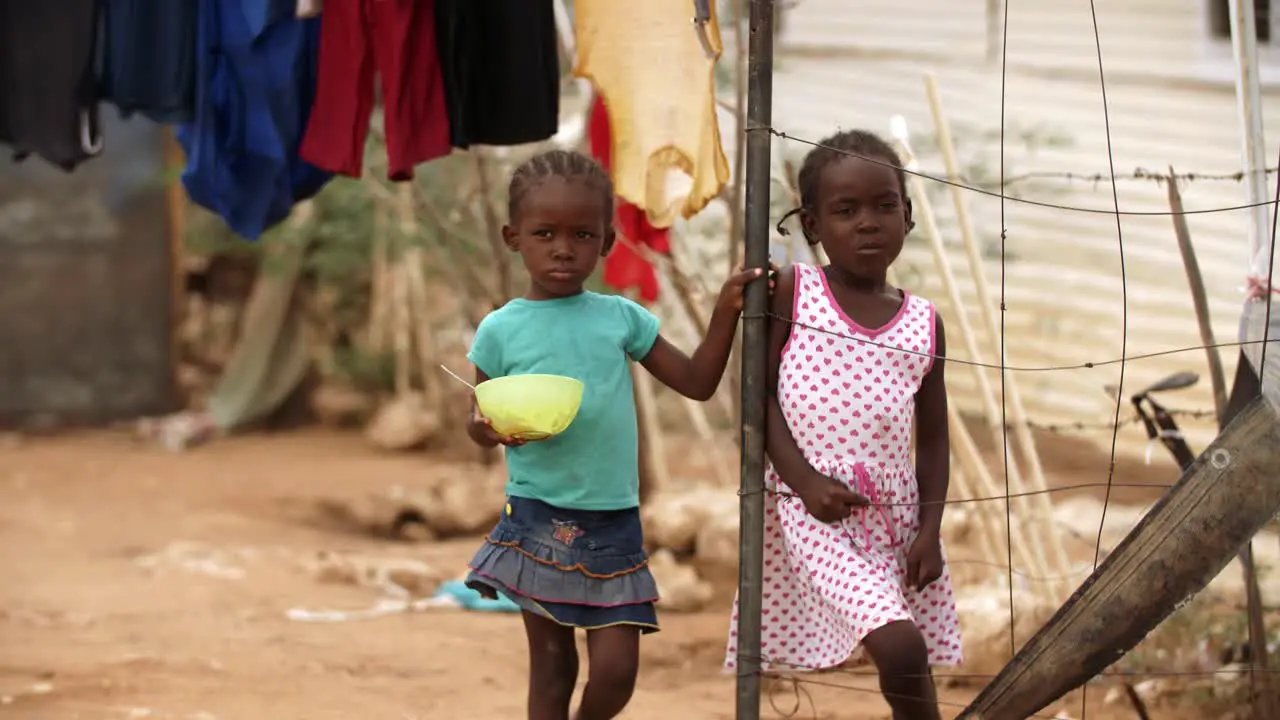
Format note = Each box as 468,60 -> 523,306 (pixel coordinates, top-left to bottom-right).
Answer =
0,430 -> 1212,720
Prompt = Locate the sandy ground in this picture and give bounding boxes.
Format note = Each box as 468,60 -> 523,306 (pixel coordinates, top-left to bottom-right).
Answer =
0,430 -> 1209,720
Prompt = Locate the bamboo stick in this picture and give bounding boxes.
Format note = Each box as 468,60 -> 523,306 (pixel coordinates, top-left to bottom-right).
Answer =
653,291 -> 737,485
949,399 -> 1050,605
888,141 -> 1058,595
682,393 -> 734,486
632,362 -> 669,503
615,230 -> 738,424
949,460 -> 1012,590
471,152 -> 513,301
1168,169 -> 1272,713
921,77 -> 1075,589
369,186 -> 392,353
1166,171 -> 1229,420
410,185 -> 499,323
396,183 -> 441,407
383,183 -> 412,397
663,261 -> 737,424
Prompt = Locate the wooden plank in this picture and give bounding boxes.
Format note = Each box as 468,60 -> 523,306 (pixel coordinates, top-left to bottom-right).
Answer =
957,395 -> 1280,720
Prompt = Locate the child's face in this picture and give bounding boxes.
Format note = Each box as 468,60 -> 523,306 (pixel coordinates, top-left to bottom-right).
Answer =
802,156 -> 912,277
503,177 -> 614,299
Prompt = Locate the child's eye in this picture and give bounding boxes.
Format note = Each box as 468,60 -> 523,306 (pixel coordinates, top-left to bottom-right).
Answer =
575,230 -> 596,240
879,202 -> 898,210
533,229 -> 553,238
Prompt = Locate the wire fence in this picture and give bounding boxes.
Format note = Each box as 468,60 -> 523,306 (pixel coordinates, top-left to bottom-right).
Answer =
726,0 -> 1280,715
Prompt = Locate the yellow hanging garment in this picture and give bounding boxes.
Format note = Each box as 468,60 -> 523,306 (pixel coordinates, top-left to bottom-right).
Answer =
574,0 -> 730,228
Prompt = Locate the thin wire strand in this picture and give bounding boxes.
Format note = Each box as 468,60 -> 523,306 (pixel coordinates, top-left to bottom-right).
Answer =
1261,143 -> 1280,389
748,126 -> 1279,217
1023,408 -> 1216,434
1082,4 -> 1129,713
758,480 -> 1174,508
729,10 -> 1280,720
997,0 -> 1017,666
747,655 -> 1269,676
763,673 -> 1077,719
752,657 -> 1280,681
746,312 -> 1276,373
1001,166 -> 1280,186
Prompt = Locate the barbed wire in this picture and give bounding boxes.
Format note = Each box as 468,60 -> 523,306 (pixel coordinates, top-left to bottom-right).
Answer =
749,657 -> 1279,684
746,310 -> 1277,373
751,126 -> 1278,218
1024,407 -> 1217,434
1000,166 -> 1280,188
758,668 -> 1257,720
754,656 -> 1275,718
751,480 -> 1175,508
730,3 -> 1280,718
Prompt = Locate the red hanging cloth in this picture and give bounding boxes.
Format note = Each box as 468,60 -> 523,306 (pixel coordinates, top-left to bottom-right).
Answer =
588,94 -> 669,304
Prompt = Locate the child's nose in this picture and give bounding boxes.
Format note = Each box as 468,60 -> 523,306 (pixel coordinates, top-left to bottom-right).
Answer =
551,239 -> 574,258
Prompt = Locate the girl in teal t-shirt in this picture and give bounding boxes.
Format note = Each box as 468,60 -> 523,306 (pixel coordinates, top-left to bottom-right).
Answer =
464,149 -> 766,720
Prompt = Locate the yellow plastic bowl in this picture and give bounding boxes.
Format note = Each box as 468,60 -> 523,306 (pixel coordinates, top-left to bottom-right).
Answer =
474,374 -> 585,441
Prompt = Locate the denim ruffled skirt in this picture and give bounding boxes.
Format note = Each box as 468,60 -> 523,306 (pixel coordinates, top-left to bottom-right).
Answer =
465,496 -> 660,633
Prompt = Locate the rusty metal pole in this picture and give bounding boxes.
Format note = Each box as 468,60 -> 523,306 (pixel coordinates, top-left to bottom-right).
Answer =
734,0 -> 775,717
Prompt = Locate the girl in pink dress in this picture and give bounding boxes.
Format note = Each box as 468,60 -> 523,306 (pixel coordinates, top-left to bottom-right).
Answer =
726,129 -> 962,720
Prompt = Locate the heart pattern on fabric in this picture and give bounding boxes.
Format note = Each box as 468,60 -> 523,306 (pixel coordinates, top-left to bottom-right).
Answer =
723,262 -> 963,673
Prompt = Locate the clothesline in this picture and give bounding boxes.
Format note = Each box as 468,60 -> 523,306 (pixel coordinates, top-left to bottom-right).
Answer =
1,0 -> 733,306
2,0 -> 561,240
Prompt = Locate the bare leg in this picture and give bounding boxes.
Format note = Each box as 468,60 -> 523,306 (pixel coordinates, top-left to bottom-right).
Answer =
523,611 -> 579,720
573,625 -> 641,720
861,620 -> 941,720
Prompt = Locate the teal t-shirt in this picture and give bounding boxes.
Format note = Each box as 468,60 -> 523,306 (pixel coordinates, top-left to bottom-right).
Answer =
467,292 -> 661,510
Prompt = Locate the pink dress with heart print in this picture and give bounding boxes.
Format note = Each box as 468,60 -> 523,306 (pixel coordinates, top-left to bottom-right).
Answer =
724,262 -> 963,672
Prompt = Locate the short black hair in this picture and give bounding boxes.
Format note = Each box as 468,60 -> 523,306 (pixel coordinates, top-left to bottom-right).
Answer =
781,129 -> 909,244
506,149 -> 615,224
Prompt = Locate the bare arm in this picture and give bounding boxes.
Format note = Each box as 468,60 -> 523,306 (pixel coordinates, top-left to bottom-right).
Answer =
641,266 -> 763,401
761,266 -> 821,491
914,312 -> 950,537
466,367 -> 499,447
640,301 -> 741,401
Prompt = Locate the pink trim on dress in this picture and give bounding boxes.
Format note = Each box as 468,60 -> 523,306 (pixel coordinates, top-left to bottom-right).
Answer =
815,265 -> 911,339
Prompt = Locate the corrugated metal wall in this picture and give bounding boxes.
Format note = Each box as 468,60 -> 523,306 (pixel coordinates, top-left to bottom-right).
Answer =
740,0 -> 1280,461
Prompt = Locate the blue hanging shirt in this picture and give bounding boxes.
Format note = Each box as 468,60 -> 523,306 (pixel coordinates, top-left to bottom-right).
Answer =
98,0 -> 198,124
177,0 -> 331,240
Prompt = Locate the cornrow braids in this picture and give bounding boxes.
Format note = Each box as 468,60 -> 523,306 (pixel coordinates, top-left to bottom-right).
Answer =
777,129 -> 909,244
506,149 -> 615,224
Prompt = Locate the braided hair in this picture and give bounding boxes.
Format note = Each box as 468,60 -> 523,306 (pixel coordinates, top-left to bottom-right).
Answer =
779,129 -> 910,245
506,149 -> 615,224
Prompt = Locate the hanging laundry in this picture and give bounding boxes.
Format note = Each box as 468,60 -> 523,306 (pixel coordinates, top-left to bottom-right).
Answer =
300,0 -> 451,182
0,1 -> 103,171
177,0 -> 331,241
574,0 -> 730,228
296,0 -> 322,18
588,94 -> 668,305
434,0 -> 560,148
98,0 -> 198,124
